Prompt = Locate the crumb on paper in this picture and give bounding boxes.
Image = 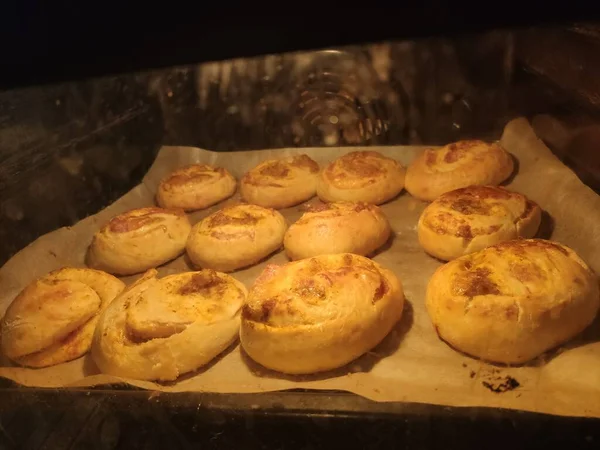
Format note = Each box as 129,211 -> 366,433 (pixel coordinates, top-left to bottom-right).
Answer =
482,376 -> 520,393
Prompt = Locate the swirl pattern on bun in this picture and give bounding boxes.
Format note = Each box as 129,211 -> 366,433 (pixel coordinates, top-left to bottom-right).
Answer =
418,186 -> 541,261
317,151 -> 405,205
240,154 -> 319,209
186,203 -> 287,272
405,140 -> 514,201
284,202 -> 391,260
88,207 -> 192,275
92,269 -> 246,381
241,253 -> 404,374
156,164 -> 236,211
426,239 -> 600,364
1,268 -> 124,367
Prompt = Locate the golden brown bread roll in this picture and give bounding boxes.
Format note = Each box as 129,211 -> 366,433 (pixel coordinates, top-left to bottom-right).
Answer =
284,202 -> 391,260
186,203 -> 287,272
1,268 -> 124,368
92,269 -> 246,381
405,140 -> 514,201
317,151 -> 406,205
240,253 -> 404,374
88,207 -> 192,276
418,186 -> 541,261
426,239 -> 600,364
156,164 -> 236,211
240,154 -> 320,209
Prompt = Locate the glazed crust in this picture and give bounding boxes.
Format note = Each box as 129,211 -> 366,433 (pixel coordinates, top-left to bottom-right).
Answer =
1,268 -> 124,368
186,204 -> 287,272
92,269 -> 246,381
317,151 -> 406,205
418,186 -> 541,261
240,253 -> 405,374
87,207 -> 192,276
426,239 -> 600,364
405,140 -> 514,201
156,164 -> 236,211
240,154 -> 319,209
284,202 -> 391,260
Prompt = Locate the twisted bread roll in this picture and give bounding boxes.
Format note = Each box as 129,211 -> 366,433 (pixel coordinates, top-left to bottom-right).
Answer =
1,268 -> 124,368
284,202 -> 391,260
317,151 -> 405,205
241,253 -> 404,374
426,239 -> 600,364
187,203 -> 287,272
240,154 -> 319,209
92,269 -> 246,381
405,140 -> 514,201
88,207 -> 192,275
156,164 -> 236,211
418,186 -> 541,261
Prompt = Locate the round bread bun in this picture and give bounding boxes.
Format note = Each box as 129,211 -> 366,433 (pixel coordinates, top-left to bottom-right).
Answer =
156,164 -> 236,211
186,203 -> 287,272
1,268 -> 124,368
92,269 -> 246,381
426,239 -> 600,364
240,154 -> 320,209
317,151 -> 406,205
88,207 -> 192,276
405,140 -> 514,201
284,202 -> 391,260
418,186 -> 541,261
240,253 -> 404,374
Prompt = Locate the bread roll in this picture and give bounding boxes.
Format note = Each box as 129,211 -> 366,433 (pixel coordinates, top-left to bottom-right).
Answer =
1,268 -> 124,368
186,203 -> 287,272
156,164 -> 236,211
92,269 -> 246,381
405,140 -> 514,201
284,202 -> 391,260
240,154 -> 319,209
241,253 -> 404,374
418,186 -> 541,261
88,207 -> 191,275
426,239 -> 600,364
317,151 -> 405,205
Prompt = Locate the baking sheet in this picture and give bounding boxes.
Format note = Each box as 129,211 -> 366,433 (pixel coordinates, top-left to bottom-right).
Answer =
0,118 -> 599,418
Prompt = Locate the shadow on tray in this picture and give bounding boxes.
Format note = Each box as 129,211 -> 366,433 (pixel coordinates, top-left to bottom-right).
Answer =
529,310 -> 600,367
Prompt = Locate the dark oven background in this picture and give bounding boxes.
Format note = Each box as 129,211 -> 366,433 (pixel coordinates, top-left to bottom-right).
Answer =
1,25 -> 599,266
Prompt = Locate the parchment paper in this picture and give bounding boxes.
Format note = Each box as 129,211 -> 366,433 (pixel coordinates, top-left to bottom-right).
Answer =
1,118 -> 599,419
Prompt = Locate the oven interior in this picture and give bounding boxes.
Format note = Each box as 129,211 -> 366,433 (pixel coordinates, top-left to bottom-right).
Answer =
0,23 -> 599,449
